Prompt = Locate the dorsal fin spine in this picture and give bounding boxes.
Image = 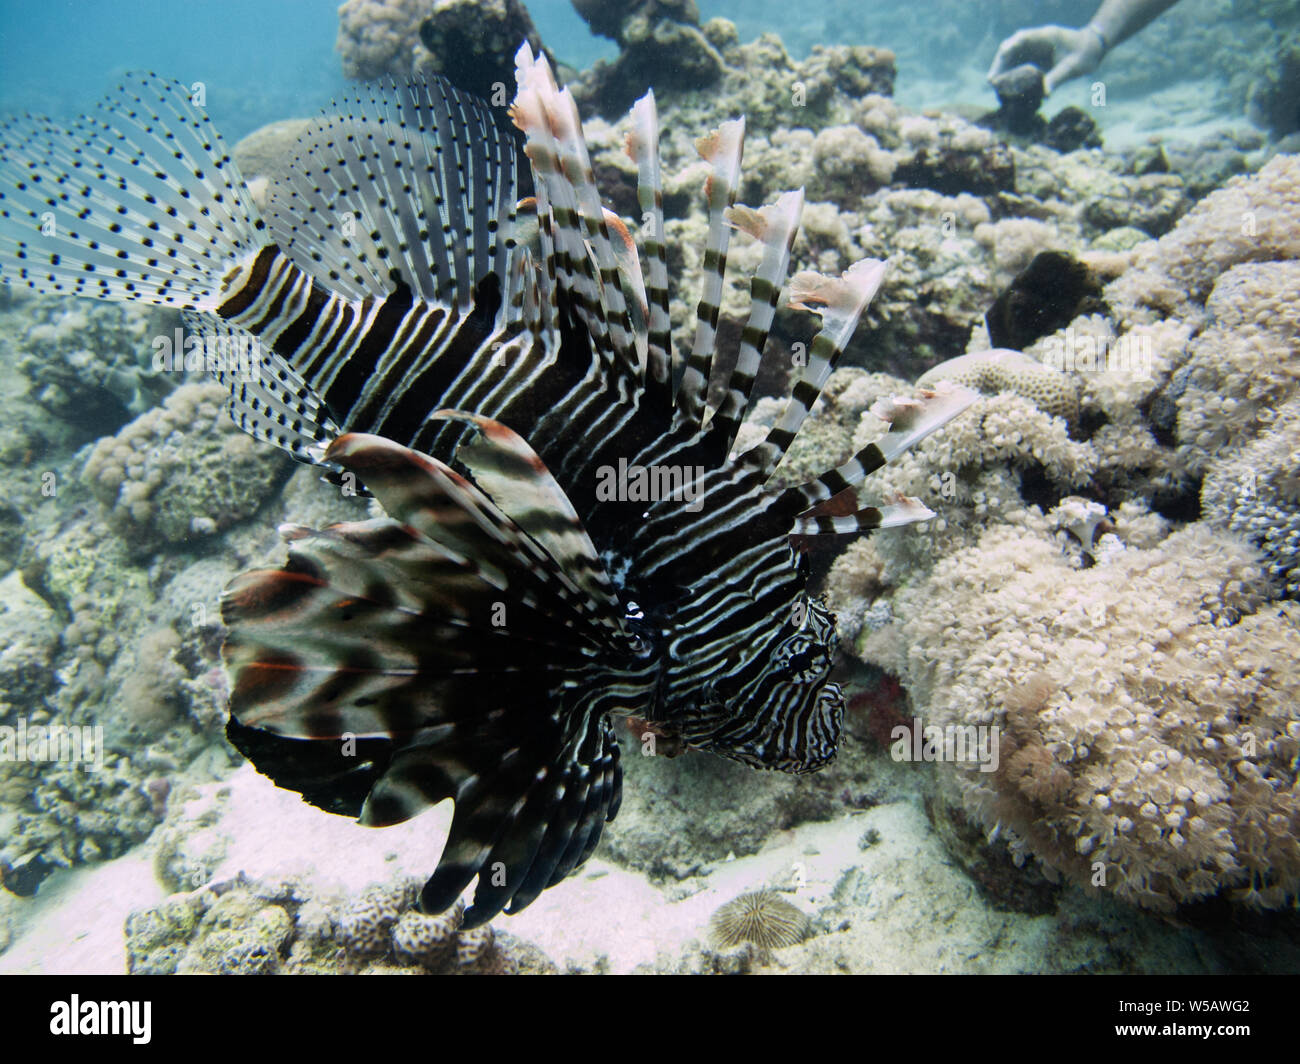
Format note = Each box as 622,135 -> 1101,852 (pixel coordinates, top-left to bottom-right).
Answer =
674,117 -> 745,429
629,91 -> 672,409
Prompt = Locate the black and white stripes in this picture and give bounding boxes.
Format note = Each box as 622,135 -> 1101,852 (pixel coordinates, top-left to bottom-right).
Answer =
0,49 -> 978,925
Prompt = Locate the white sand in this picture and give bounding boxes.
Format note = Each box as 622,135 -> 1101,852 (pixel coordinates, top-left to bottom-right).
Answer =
2,762 -> 1106,975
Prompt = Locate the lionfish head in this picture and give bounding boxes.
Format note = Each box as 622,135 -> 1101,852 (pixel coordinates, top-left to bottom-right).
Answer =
749,595 -> 845,773
694,590 -> 844,774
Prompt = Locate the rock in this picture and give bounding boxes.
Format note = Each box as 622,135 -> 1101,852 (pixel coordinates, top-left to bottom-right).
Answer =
1091,226 -> 1152,252
233,119 -> 313,205
173,891 -> 294,975
1247,32 -> 1300,139
799,44 -> 896,101
0,852 -> 58,898
125,894 -> 206,974
416,0 -> 550,103
990,62 -> 1045,136
572,0 -> 700,42
1127,143 -> 1169,176
577,16 -> 724,115
895,133 -> 1015,197
1044,106 -> 1102,153
923,788 -> 1060,914
0,503 -> 21,577
80,382 -> 292,556
0,572 -> 60,705
985,251 -> 1106,349
1081,173 -> 1189,237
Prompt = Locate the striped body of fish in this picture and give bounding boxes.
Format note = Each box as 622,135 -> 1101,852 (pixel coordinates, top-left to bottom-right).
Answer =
0,47 -> 977,926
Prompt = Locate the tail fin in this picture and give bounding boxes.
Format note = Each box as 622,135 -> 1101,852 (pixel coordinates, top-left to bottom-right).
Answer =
0,73 -> 266,309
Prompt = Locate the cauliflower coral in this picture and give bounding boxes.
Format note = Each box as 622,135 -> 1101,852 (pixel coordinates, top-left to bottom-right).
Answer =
865,515 -> 1300,911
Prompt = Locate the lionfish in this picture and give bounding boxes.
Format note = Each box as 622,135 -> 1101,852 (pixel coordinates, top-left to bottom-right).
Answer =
0,46 -> 976,926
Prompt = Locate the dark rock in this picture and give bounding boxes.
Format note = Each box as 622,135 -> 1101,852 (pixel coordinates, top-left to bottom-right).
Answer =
1082,173 -> 1189,237
1164,137 -> 1251,201
416,0 -> 551,104
1273,130 -> 1300,155
896,139 -> 1015,197
990,62 -> 1045,136
985,251 -> 1106,350
1044,106 -> 1102,152
701,16 -> 739,53
569,0 -> 724,114
923,789 -> 1060,915
1,851 -> 57,897
572,0 -> 698,42
1247,32 -> 1300,139
574,0 -> 728,119
575,13 -> 724,116
0,502 -> 21,575
1127,142 -> 1169,175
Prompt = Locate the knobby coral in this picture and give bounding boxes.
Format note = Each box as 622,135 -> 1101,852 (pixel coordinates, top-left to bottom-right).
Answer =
81,381 -> 290,554
1202,396 -> 1300,598
864,515 -> 1300,911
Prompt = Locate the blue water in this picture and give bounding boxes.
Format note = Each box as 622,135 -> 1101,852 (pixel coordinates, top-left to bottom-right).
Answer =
0,0 -> 613,141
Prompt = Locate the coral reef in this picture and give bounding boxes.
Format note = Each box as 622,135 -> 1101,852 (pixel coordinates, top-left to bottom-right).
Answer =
984,251 -> 1104,350
176,890 -> 294,975
812,151 -> 1299,917
336,0 -> 550,101
4,0 -> 1297,974
1,735 -> 158,895
1247,32 -> 1300,139
571,0 -> 726,113
1202,397 -> 1300,598
127,874 -> 548,974
334,878 -> 419,957
82,382 -> 291,555
12,298 -> 177,443
864,517 -> 1300,911
893,120 -> 1014,198
1172,260 -> 1300,476
1106,153 -> 1300,328
0,572 -> 60,708
232,120 -> 313,210
602,723 -> 875,880
918,348 -> 1079,424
